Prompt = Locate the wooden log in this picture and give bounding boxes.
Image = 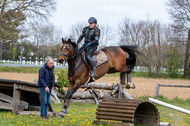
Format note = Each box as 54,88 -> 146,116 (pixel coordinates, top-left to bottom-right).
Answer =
0,100 -> 12,110
96,111 -> 134,118
15,84 -> 39,94
93,120 -> 134,126
12,83 -> 21,114
99,91 -> 113,99
89,90 -> 99,105
71,99 -> 99,104
123,90 -> 133,99
0,83 -> 13,87
102,98 -> 143,103
28,105 -> 41,111
72,91 -> 113,99
53,88 -> 64,98
50,96 -> 56,103
80,83 -> 112,90
72,91 -> 94,99
98,104 -> 136,110
0,92 -> 28,109
51,89 -> 60,103
18,111 -> 58,117
97,108 -> 135,114
100,102 -> 138,107
96,115 -> 134,122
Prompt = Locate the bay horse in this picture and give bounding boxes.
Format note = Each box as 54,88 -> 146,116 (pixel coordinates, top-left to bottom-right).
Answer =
58,38 -> 138,118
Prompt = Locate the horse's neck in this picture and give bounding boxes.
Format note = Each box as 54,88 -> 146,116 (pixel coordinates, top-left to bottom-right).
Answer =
68,51 -> 82,76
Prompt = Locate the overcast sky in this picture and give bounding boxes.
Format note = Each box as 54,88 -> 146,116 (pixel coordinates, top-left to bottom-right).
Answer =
50,0 -> 170,36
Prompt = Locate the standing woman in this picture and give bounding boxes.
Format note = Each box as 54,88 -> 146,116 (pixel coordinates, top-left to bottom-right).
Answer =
77,17 -> 101,77
38,56 -> 55,119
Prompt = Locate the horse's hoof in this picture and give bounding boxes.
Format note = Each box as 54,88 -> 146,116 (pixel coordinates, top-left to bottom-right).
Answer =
126,82 -> 136,89
58,116 -> 64,119
59,112 -> 66,118
126,85 -> 130,89
62,108 -> 68,114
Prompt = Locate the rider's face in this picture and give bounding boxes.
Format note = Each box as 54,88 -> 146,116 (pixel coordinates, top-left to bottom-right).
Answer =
89,23 -> 95,28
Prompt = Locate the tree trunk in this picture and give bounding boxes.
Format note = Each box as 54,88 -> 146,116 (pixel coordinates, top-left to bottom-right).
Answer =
184,30 -> 190,77
1,0 -> 7,14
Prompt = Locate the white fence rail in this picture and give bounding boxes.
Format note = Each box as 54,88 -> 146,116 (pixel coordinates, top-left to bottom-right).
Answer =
0,58 -> 67,68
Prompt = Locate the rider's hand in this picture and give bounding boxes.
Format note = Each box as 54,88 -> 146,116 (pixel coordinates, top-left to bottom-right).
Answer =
45,87 -> 50,93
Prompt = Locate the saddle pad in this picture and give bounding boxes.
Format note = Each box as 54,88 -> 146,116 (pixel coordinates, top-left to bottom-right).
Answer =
93,50 -> 108,67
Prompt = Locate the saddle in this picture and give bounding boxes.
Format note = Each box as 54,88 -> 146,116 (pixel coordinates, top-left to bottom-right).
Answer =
82,50 -> 108,69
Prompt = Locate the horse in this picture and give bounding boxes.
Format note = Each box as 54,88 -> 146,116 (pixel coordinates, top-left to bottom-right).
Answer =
58,38 -> 139,118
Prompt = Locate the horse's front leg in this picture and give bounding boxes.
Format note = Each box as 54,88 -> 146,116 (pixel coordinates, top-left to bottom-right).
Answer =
59,82 -> 80,118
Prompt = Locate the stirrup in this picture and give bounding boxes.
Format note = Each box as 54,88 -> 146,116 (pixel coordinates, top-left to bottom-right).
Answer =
90,70 -> 97,77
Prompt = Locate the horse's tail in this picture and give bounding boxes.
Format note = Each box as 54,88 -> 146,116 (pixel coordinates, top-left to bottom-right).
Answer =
119,45 -> 139,73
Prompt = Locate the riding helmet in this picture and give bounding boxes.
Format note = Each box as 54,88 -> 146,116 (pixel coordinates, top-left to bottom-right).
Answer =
88,17 -> 97,24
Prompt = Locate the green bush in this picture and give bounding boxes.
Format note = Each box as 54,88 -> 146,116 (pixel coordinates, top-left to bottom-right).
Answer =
57,69 -> 69,94
166,47 -> 183,78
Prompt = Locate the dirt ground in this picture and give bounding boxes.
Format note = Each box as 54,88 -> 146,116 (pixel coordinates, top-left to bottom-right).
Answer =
1,72 -> 190,99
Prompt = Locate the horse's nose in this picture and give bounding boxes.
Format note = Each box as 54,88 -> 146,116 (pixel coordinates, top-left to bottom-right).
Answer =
59,59 -> 64,64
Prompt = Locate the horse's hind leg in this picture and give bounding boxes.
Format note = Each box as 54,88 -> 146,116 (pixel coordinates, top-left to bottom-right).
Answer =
120,72 -> 126,85
126,73 -> 135,89
120,72 -> 135,89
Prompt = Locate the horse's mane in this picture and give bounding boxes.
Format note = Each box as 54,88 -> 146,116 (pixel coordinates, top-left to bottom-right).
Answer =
64,40 -> 77,49
70,42 -> 77,49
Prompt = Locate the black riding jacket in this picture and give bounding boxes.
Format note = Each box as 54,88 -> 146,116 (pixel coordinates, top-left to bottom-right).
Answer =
77,26 -> 100,46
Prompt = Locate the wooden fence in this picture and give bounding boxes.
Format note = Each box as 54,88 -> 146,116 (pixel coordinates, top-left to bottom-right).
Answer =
154,84 -> 190,98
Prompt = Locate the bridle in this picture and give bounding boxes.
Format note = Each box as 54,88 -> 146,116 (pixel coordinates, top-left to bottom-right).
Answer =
60,43 -> 88,61
59,45 -> 72,61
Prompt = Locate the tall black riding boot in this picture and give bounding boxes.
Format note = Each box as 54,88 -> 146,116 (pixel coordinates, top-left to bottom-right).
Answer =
87,56 -> 97,76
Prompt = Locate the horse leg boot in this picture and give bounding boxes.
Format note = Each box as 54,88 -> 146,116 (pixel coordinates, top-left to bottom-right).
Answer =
59,86 -> 78,118
127,73 -> 135,89
87,55 -> 96,77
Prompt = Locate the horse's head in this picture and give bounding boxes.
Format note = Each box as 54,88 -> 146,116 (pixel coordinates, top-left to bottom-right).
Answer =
58,38 -> 77,64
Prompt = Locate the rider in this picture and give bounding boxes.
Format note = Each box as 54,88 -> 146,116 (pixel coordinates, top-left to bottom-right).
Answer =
77,17 -> 100,77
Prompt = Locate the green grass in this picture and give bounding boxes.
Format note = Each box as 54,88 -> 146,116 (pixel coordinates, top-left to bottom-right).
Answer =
1,66 -> 188,80
0,96 -> 190,126
0,66 -> 67,75
137,96 -> 190,125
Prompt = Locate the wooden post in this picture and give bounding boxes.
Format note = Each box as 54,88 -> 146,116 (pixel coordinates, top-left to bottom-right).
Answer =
154,84 -> 160,98
12,83 -> 21,114
118,84 -> 124,99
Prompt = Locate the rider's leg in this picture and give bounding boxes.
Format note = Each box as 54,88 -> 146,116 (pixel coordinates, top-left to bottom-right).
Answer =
85,46 -> 97,76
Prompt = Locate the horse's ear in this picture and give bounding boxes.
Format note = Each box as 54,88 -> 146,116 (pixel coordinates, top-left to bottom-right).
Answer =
62,38 -> 65,44
67,38 -> 71,43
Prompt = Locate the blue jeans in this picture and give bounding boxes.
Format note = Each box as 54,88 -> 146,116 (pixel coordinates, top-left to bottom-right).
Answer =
39,87 -> 52,117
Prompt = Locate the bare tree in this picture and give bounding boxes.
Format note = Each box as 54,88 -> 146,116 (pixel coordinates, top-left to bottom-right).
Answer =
99,24 -> 114,48
118,18 -> 182,75
68,22 -> 114,48
167,0 -> 190,77
28,21 -> 63,60
0,0 -> 56,60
